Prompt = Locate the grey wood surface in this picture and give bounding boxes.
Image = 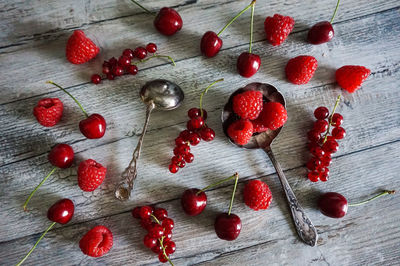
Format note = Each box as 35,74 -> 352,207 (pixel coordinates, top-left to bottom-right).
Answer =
1,0 -> 399,265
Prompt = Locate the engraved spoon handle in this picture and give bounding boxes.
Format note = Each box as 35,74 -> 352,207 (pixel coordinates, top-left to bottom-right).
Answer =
114,101 -> 155,201
264,148 -> 318,246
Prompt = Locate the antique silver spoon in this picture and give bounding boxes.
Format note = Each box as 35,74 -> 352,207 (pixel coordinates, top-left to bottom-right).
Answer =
222,82 -> 318,246
115,79 -> 184,201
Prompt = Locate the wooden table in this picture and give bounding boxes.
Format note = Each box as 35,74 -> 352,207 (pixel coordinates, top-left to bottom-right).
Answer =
1,0 -> 399,265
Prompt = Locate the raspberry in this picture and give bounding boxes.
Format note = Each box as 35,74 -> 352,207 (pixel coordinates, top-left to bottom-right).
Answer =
285,55 -> 318,84
66,30 -> 99,64
33,98 -> 63,127
251,119 -> 268,133
79,225 -> 113,257
243,180 -> 273,211
264,14 -> 295,46
253,102 -> 287,130
232,90 -> 263,119
335,65 -> 371,93
77,159 -> 107,192
227,119 -> 254,145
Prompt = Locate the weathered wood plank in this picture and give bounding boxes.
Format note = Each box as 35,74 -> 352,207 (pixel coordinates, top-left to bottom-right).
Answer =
0,1 -> 399,104
1,141 -> 399,265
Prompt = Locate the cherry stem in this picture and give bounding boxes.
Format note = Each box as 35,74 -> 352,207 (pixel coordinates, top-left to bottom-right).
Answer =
248,1 -> 255,53
217,0 -> 256,36
16,222 -> 56,266
330,0 -> 341,24
228,173 -> 239,215
197,172 -> 238,195
348,190 -> 395,207
131,54 -> 176,67
322,95 -> 341,144
151,215 -> 174,266
129,0 -> 156,16
199,78 -> 224,118
23,167 -> 57,211
47,81 -> 89,118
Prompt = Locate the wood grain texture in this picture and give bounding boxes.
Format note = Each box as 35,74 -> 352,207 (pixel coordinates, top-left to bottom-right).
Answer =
1,0 -> 400,265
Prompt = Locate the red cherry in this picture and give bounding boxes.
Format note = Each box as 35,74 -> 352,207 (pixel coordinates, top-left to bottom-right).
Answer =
146,43 -> 157,53
48,144 -> 74,168
79,114 -> 106,139
200,31 -> 223,58
214,213 -> 242,241
177,144 -> 190,155
127,65 -> 138,75
154,7 -> 183,36
122,48 -> 134,59
143,235 -> 157,249
181,188 -> 207,216
307,21 -> 334,45
134,47 -> 147,59
318,192 -> 348,218
91,74 -> 101,84
236,52 -> 261,78
200,127 -> 215,141
310,145 -> 325,158
47,198 -> 75,224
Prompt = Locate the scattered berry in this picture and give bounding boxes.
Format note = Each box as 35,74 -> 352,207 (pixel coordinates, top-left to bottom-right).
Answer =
264,14 -> 295,46
243,180 -> 273,211
77,159 -> 107,192
66,30 -> 99,64
335,65 -> 371,93
33,98 -> 63,127
285,55 -> 318,84
79,225 -> 113,257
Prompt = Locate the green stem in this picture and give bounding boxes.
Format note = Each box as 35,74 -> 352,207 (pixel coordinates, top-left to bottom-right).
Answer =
217,0 -> 256,36
249,1 -> 255,53
46,81 -> 88,118
199,78 -> 224,118
330,0 -> 341,24
158,237 -> 174,266
131,54 -> 176,66
349,190 -> 395,207
322,95 -> 341,144
130,0 -> 155,15
197,172 -> 238,195
228,173 -> 239,215
23,167 -> 57,211
16,222 -> 56,266
150,214 -> 161,225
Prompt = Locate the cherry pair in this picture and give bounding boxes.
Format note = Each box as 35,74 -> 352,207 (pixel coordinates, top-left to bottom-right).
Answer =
132,206 -> 176,264
169,79 -> 223,173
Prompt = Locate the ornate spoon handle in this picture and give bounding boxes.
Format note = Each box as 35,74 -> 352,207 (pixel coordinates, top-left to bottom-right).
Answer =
264,148 -> 318,246
114,101 -> 155,201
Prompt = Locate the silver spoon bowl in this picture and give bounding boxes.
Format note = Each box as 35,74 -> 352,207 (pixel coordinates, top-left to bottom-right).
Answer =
222,82 -> 318,246
115,79 -> 184,201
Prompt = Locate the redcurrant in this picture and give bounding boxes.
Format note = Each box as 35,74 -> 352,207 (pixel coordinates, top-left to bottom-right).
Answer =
91,74 -> 101,84
144,235 -> 157,248
331,113 -> 343,127
308,171 -> 319,182
127,65 -> 138,75
314,106 -> 329,119
146,43 -> 157,53
123,48 -> 134,59
184,153 -> 194,163
188,132 -> 201,146
140,206 -> 153,219
200,127 -> 215,141
332,127 -> 346,139
313,119 -> 329,133
169,164 -> 179,173
162,218 -> 174,231
322,140 -> 339,153
134,47 -> 147,59
154,208 -> 168,221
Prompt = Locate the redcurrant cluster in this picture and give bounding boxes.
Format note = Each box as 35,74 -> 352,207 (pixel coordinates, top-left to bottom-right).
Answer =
90,43 -> 175,84
132,206 -> 175,264
306,96 -> 346,182
169,79 -> 223,174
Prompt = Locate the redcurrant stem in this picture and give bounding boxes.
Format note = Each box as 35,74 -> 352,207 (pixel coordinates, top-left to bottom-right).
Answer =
23,167 -> 57,211
197,172 -> 238,195
348,190 -> 395,207
199,78 -> 224,117
150,214 -> 161,225
248,1 -> 255,53
129,0 -> 156,15
330,0 -> 341,24
322,95 -> 341,144
217,0 -> 256,36
228,173 -> 239,215
47,81 -> 89,118
16,222 -> 56,266
158,237 -> 174,266
131,54 -> 176,66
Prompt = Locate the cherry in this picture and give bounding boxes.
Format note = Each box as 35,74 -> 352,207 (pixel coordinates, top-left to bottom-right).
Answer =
17,199 -> 75,265
91,74 -> 101,84
181,188 -> 207,216
200,31 -> 223,58
214,213 -> 242,241
146,43 -> 157,53
200,127 -> 215,141
48,144 -> 74,168
308,21 -> 334,44
314,106 -> 329,119
237,52 -> 261,78
154,7 -> 183,36
307,0 -> 340,45
318,192 -> 348,218
134,47 -> 147,59
79,113 -> 106,139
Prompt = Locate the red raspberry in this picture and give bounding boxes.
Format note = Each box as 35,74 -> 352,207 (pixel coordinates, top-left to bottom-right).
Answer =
253,102 -> 287,130
264,14 -> 295,46
77,159 -> 107,192
79,225 -> 113,257
285,55 -> 318,84
66,30 -> 99,64
232,90 -> 263,119
243,180 -> 273,211
335,65 -> 371,93
227,119 -> 254,145
251,119 -> 268,133
33,98 -> 63,127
